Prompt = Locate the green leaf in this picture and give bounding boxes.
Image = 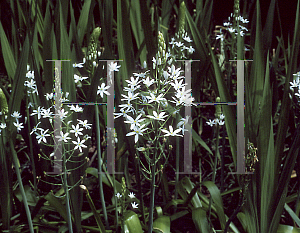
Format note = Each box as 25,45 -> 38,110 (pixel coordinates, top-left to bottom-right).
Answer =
192,207 -> 211,233
124,210 -> 143,233
0,21 -> 16,80
202,181 -> 226,230
153,216 -> 171,233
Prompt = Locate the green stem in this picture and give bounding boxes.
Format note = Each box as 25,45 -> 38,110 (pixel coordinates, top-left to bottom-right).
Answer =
62,158 -> 73,233
208,123 -> 220,230
95,105 -> 109,229
10,140 -> 34,233
148,121 -> 159,233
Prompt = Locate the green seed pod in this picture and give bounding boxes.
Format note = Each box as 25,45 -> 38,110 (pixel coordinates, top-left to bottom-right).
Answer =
0,87 -> 8,115
215,97 -> 221,119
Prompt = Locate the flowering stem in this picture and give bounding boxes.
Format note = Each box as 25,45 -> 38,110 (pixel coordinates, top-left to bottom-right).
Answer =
208,123 -> 220,228
10,140 -> 34,233
95,105 -> 109,229
148,121 -> 159,233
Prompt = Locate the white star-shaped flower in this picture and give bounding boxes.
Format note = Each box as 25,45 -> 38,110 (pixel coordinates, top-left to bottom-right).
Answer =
13,119 -> 24,133
115,193 -> 122,199
72,137 -> 87,152
147,111 -> 167,121
35,129 -> 51,144
55,131 -> 71,143
128,192 -> 135,199
70,124 -> 84,137
131,202 -> 139,209
109,62 -> 121,72
11,111 -> 22,119
126,124 -> 148,143
97,83 -> 111,98
161,125 -> 183,137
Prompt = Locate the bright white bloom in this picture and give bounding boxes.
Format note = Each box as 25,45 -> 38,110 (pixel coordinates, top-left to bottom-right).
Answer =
70,124 -> 84,137
0,123 -> 6,129
124,114 -> 144,130
68,104 -> 83,112
11,111 -> 22,119
168,65 -> 182,79
97,83 -> 111,98
126,124 -> 148,143
219,114 -> 225,120
133,71 -> 149,79
77,119 -> 92,129
45,93 -> 54,100
13,119 -> 24,132
26,71 -> 34,79
215,118 -> 225,125
115,193 -> 122,199
146,93 -> 165,104
131,202 -> 139,209
74,74 -> 89,83
56,109 -> 68,120
128,192 -> 135,199
170,79 -> 186,91
121,92 -> 139,102
41,108 -> 53,119
72,137 -> 87,152
73,62 -> 85,68
147,111 -> 167,121
126,76 -> 142,88
143,77 -> 154,87
161,125 -> 183,137
35,129 -> 51,144
31,106 -> 44,120
206,119 -> 215,127
55,131 -> 71,142
109,62 -> 121,72
30,122 -> 43,135
183,35 -> 192,42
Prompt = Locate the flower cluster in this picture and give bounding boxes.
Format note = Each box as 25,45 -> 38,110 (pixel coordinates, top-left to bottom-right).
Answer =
222,13 -> 249,37
290,71 -> 300,98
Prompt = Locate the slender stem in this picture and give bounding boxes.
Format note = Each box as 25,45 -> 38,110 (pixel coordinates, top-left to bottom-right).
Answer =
10,140 -> 34,233
62,158 -> 73,233
95,105 -> 109,229
148,120 -> 159,233
208,123 -> 220,230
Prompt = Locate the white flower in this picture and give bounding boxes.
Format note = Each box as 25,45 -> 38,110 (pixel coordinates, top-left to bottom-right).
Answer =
97,83 -> 111,98
30,122 -> 43,135
124,114 -> 144,130
11,111 -> 22,119
45,93 -> 54,100
152,57 -> 157,69
183,35 -> 192,42
126,124 -> 148,143
0,123 -> 6,129
131,202 -> 139,209
77,119 -> 92,129
109,62 -> 121,72
126,76 -> 142,88
147,111 -> 167,121
68,105 -> 83,112
73,62 -> 85,68
146,93 -> 165,104
121,92 -> 139,102
143,77 -> 154,87
55,131 -> 71,142
35,129 -> 51,144
128,192 -> 135,199
70,124 -> 84,137
170,79 -> 186,91
72,137 -> 87,152
13,119 -> 24,132
115,193 -> 122,199
161,125 -> 183,137
30,106 -> 44,120
41,107 -> 53,119
56,109 -> 68,120
219,114 -> 225,120
168,65 -> 182,79
206,119 -> 215,127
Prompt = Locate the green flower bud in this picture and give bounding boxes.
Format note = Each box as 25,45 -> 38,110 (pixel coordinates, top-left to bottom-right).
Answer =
215,97 -> 222,119
0,87 -> 8,115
